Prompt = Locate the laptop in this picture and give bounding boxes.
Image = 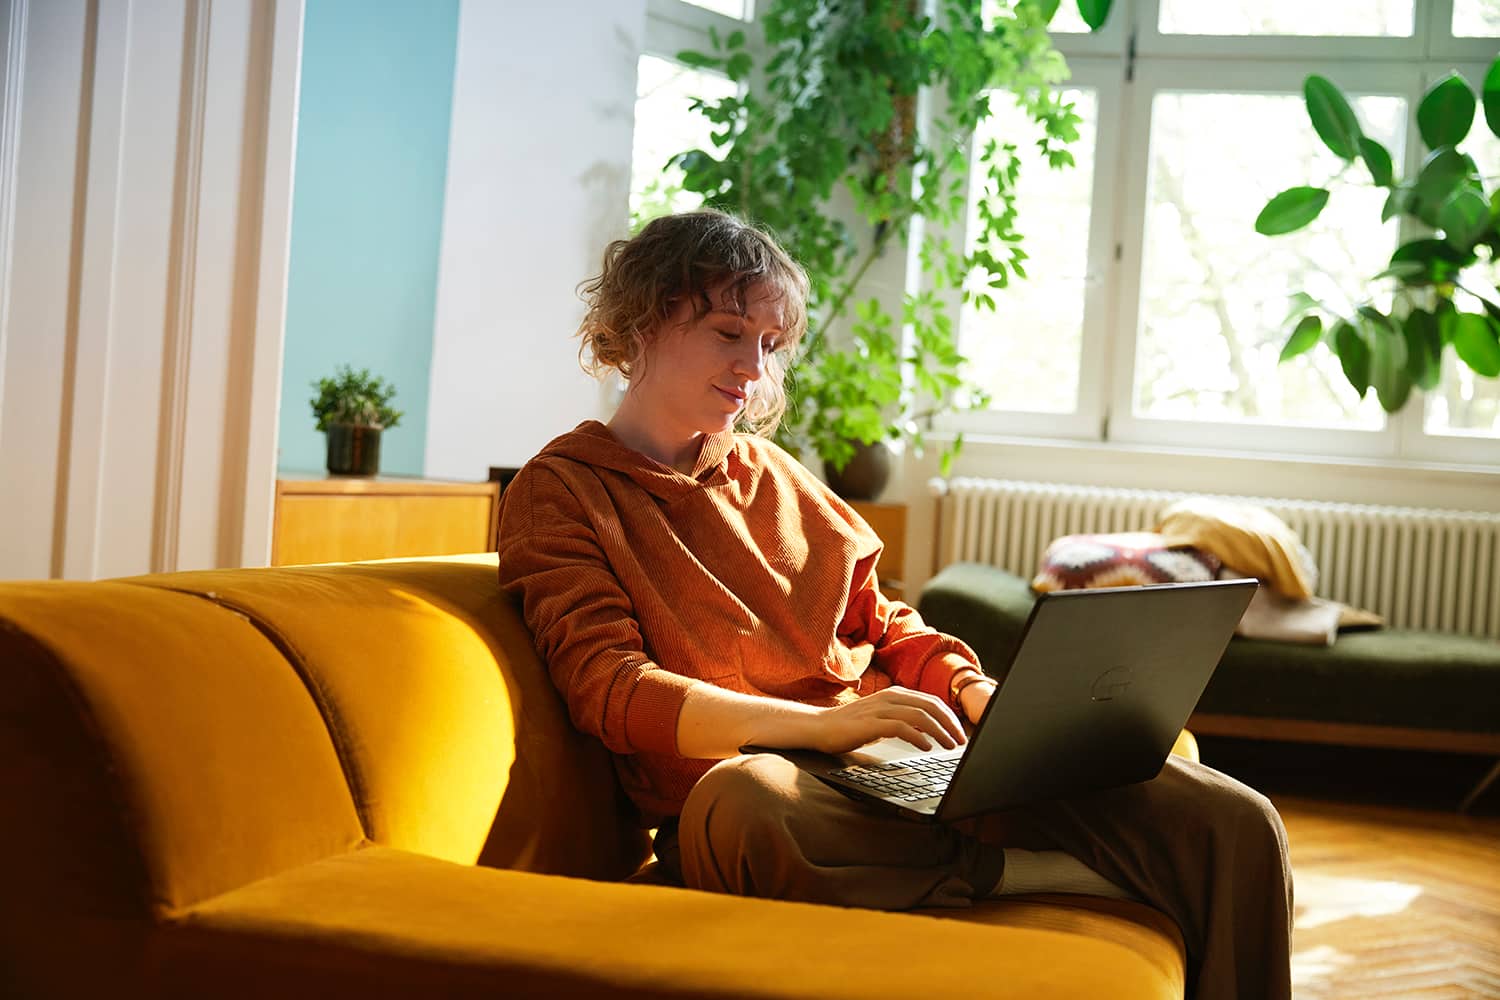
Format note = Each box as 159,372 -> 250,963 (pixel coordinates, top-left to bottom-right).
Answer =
746,578 -> 1257,823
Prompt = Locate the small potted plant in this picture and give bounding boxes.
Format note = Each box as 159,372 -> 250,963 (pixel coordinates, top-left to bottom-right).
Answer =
309,365 -> 403,476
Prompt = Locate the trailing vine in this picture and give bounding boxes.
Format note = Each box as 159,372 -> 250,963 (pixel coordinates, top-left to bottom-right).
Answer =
666,0 -> 1110,472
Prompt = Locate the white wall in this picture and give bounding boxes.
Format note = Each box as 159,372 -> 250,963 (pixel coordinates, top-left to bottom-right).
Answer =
423,0 -> 646,478
0,0 -> 302,579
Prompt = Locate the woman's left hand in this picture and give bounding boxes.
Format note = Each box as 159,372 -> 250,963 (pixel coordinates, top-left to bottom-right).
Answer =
959,677 -> 998,725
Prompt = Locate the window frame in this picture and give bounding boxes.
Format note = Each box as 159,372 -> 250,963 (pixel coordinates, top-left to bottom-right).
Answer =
944,0 -> 1500,469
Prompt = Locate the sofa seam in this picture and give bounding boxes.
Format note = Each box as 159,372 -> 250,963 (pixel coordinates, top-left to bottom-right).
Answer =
0,613 -> 157,914
117,581 -> 377,840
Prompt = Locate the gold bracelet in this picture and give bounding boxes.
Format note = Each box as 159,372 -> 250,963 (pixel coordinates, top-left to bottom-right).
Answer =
950,670 -> 991,705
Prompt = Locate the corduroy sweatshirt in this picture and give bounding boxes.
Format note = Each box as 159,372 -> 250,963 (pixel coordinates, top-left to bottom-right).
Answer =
496,420 -> 985,823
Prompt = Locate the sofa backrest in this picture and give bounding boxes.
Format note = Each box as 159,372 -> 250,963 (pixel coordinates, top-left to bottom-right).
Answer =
123,555 -> 650,881
0,556 -> 650,929
0,581 -> 365,922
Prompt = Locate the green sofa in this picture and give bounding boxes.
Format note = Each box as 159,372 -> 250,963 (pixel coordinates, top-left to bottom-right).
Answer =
918,563 -> 1500,809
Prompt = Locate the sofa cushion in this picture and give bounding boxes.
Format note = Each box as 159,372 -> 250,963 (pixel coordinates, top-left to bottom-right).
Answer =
1032,532 -> 1220,593
0,583 -> 362,915
152,845 -> 1184,999
919,563 -> 1500,735
125,556 -> 650,881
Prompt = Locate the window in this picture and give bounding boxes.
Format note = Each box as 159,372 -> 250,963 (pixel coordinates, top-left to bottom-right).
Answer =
678,0 -> 751,19
947,0 -> 1500,464
1132,90 -> 1402,431
1156,2 -> 1414,37
960,88 -> 1098,416
630,54 -> 737,228
1453,0 -> 1500,37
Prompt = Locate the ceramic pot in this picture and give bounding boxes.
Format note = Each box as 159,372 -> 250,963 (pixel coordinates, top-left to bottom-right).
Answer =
326,424 -> 382,476
824,438 -> 892,501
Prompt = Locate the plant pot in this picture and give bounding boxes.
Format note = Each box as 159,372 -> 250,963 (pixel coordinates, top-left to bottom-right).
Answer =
325,424 -> 382,476
824,439 -> 892,501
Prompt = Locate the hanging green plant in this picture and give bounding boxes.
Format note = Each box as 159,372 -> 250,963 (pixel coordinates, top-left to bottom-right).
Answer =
1256,59 -> 1500,413
661,0 -> 1110,474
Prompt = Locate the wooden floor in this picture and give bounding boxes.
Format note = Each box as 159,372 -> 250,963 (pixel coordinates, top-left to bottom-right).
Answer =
1202,738 -> 1500,999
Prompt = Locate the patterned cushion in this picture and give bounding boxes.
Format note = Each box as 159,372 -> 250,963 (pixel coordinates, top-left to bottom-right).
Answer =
1032,532 -> 1222,593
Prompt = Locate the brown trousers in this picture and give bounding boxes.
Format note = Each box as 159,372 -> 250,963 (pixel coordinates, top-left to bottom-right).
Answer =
654,753 -> 1292,1000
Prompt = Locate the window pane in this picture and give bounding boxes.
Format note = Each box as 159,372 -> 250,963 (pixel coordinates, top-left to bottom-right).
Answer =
982,0 -> 1092,33
1134,92 -> 1406,429
1048,6 -> 1093,33
1427,83 -> 1500,437
630,55 -> 737,227
1426,349 -> 1500,435
959,89 -> 1097,414
1453,0 -> 1500,36
1158,0 -> 1413,36
677,0 -> 749,19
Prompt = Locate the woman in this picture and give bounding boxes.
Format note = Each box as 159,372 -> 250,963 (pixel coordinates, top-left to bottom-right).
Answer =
497,210 -> 1292,999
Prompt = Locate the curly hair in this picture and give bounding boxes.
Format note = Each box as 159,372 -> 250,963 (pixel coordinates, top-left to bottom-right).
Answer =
577,210 -> 810,436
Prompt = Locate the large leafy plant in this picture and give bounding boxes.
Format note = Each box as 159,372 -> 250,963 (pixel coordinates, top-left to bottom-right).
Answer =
666,0 -> 1111,472
1256,60 -> 1500,413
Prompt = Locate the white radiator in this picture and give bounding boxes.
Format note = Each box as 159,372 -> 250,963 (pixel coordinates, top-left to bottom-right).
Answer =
932,477 -> 1500,639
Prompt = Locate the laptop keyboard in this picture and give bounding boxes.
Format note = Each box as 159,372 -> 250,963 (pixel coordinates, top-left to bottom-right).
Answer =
829,750 -> 963,802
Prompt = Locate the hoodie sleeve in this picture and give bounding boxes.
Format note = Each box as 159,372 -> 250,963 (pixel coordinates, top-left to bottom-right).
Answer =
496,467 -> 697,757
836,529 -> 986,710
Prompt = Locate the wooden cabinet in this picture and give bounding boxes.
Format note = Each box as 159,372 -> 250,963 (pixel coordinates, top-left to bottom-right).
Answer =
849,500 -> 907,602
272,475 -> 501,567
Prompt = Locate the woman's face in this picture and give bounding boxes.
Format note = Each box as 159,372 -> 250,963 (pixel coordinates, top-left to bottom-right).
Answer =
629,281 -> 786,440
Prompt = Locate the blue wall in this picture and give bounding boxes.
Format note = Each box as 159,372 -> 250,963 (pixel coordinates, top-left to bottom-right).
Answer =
277,0 -> 459,475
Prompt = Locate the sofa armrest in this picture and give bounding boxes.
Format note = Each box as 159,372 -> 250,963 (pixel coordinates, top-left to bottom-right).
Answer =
918,563 -> 1038,683
151,846 -> 1183,999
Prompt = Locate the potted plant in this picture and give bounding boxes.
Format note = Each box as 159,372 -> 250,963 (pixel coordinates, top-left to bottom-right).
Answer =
1255,58 -> 1500,413
309,365 -> 404,476
660,0 -> 1111,496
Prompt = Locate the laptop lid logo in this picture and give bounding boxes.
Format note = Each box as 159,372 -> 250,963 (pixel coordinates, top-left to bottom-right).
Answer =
1090,665 -> 1134,702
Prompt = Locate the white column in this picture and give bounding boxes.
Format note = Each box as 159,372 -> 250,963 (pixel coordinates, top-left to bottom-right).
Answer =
424,0 -> 647,478
0,0 -> 303,579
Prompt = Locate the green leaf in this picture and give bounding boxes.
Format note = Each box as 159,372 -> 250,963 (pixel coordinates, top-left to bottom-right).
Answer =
1452,311 -> 1500,376
1484,57 -> 1500,139
1413,147 -> 1479,226
1418,72 -> 1477,150
1358,136 -> 1395,187
1304,75 -> 1363,160
1282,291 -> 1320,322
1035,0 -> 1062,23
1381,187 -> 1414,222
1390,238 -> 1468,284
1363,310 -> 1411,412
1280,314 -> 1323,362
675,49 -> 721,70
1402,310 -> 1442,390
1256,187 -> 1330,235
1333,320 -> 1371,397
1439,186 -> 1490,249
1077,0 -> 1111,29
1372,260 -> 1429,282
725,30 -> 745,50
725,52 -> 753,81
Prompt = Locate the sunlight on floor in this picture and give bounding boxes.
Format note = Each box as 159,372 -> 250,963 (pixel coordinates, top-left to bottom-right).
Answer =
1293,872 -> 1425,930
1291,943 -> 1356,986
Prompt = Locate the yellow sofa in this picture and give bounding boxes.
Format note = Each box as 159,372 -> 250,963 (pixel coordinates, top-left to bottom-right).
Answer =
0,555 -> 1190,998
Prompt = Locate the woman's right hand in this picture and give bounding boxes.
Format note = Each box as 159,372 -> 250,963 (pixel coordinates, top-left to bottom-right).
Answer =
808,687 -> 967,755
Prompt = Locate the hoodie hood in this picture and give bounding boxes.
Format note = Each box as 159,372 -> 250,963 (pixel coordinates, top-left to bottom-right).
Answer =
535,420 -> 737,501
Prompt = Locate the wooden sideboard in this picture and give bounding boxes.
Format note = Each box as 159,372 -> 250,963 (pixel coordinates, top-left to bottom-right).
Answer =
271,475 -> 502,567
848,500 -> 908,602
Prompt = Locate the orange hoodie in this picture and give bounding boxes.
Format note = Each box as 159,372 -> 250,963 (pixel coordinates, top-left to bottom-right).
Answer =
496,420 -> 984,822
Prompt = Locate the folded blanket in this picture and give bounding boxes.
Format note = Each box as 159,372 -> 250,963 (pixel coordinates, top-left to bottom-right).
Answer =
1156,497 -> 1314,600
1232,585 -> 1385,646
